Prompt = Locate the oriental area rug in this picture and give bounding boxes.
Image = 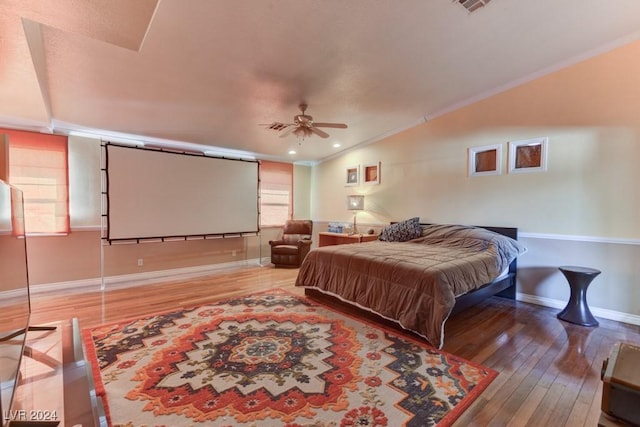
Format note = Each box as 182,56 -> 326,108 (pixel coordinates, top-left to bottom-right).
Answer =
83,289 -> 496,427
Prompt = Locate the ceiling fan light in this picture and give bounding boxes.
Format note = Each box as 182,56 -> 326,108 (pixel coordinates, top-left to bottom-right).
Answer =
293,126 -> 312,139
263,105 -> 346,140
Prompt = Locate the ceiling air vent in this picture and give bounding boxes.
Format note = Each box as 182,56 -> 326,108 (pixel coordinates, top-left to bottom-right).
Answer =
266,122 -> 289,132
457,0 -> 491,13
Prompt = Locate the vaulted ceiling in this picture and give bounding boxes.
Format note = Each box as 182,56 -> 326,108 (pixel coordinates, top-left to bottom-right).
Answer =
2,0 -> 640,162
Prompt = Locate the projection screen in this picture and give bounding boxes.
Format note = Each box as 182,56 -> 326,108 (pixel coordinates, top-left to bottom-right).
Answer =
106,144 -> 259,242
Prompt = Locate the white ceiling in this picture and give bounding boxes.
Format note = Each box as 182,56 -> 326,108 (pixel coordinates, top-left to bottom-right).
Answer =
2,0 -> 640,162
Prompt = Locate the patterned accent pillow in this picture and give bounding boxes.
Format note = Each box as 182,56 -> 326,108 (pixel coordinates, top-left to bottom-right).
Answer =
378,217 -> 423,242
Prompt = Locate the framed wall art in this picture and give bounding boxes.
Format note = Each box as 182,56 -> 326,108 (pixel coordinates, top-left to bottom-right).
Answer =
363,162 -> 381,185
509,137 -> 548,173
345,165 -> 360,186
468,144 -> 502,177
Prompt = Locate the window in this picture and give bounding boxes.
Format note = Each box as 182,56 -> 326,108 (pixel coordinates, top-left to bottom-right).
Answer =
260,161 -> 293,227
3,128 -> 70,234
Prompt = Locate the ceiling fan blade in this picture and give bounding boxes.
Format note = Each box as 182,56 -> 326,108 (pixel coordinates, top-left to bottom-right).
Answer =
279,126 -> 296,138
310,127 -> 330,138
312,122 -> 348,129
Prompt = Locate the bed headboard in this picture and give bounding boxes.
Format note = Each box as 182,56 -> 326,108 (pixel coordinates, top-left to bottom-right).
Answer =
477,225 -> 517,241
475,225 -> 518,276
417,223 -> 519,276
416,223 -> 518,239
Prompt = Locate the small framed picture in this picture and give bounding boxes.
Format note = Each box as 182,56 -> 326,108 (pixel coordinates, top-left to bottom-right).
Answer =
363,162 -> 381,185
509,137 -> 548,173
345,165 -> 359,186
468,144 -> 502,176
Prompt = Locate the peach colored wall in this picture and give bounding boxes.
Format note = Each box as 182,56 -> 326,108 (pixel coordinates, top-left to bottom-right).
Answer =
27,231 -> 101,284
27,228 -> 282,285
0,234 -> 29,291
103,234 -> 251,276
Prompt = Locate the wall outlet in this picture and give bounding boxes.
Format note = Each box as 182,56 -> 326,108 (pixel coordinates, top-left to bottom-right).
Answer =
232,250 -> 237,257
137,258 -> 143,266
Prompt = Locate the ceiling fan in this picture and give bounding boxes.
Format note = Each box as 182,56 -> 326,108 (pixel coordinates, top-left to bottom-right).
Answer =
261,104 -> 347,139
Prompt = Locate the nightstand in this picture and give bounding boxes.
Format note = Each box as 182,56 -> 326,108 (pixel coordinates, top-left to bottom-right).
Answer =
318,232 -> 378,247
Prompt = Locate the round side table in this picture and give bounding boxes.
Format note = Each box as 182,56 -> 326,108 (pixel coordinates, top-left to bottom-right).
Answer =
557,266 -> 600,327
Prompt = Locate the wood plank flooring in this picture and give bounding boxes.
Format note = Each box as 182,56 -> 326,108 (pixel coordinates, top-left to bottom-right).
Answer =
29,265 -> 640,426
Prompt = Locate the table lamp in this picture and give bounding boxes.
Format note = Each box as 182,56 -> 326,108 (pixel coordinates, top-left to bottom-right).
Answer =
346,195 -> 365,234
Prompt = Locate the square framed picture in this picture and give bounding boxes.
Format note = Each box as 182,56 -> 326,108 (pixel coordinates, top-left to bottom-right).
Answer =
509,137 -> 548,173
363,162 -> 381,185
468,144 -> 502,176
345,165 -> 360,186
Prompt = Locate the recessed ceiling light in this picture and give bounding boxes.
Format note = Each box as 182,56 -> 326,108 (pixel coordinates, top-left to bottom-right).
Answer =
333,143 -> 341,148
288,150 -> 296,155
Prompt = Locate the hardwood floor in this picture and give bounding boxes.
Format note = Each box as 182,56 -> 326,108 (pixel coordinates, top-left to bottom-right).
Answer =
29,265 -> 639,427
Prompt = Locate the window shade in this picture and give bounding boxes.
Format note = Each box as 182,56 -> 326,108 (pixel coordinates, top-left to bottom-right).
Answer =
260,161 -> 293,227
3,128 -> 70,234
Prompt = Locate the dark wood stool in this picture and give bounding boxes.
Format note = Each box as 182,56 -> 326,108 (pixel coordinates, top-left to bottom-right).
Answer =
557,266 -> 600,327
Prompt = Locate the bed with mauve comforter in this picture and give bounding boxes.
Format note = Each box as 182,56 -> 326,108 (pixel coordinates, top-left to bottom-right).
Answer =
295,223 -> 526,348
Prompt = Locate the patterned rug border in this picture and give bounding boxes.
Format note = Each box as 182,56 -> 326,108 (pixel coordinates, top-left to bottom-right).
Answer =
82,326 -> 112,423
82,288 -> 498,426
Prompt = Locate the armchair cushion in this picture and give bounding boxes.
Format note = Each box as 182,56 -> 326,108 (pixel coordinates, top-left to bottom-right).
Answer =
283,234 -> 309,245
272,244 -> 300,256
268,237 -> 311,247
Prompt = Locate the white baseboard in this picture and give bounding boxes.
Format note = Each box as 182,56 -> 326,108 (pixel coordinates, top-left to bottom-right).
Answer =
516,292 -> 640,326
29,258 -> 269,295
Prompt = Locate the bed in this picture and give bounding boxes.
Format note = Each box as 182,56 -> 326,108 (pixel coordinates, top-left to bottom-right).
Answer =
295,220 -> 526,348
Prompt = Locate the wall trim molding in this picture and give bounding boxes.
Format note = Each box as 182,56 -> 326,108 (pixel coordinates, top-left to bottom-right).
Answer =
519,232 -> 640,246
516,292 -> 640,326
30,258 -> 269,295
